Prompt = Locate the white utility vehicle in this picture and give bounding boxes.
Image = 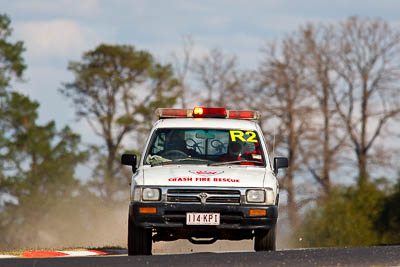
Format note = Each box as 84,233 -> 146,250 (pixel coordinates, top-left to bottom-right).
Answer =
121,107 -> 288,255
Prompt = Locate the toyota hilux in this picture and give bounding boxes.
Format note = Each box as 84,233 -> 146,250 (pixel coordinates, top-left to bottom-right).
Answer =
121,107 -> 288,255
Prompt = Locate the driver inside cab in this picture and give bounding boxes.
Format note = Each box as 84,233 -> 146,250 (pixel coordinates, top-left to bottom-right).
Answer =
164,132 -> 199,157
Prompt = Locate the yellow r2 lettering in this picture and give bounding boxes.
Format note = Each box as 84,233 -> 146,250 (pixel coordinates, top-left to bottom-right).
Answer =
230,131 -> 246,142
230,130 -> 258,142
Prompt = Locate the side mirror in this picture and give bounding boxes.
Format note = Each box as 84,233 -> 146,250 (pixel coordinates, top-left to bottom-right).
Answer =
121,153 -> 137,173
273,157 -> 288,175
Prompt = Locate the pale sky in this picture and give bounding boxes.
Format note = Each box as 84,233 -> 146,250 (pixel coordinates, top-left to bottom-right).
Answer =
3,0 -> 400,146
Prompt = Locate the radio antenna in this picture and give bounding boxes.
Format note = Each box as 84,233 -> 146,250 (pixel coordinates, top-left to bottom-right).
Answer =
272,125 -> 276,159
272,115 -> 277,159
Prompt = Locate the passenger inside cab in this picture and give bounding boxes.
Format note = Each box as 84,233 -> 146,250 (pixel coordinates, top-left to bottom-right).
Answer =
219,141 -> 242,162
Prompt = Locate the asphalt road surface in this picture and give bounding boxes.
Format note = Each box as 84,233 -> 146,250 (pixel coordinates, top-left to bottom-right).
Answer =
2,246 -> 400,267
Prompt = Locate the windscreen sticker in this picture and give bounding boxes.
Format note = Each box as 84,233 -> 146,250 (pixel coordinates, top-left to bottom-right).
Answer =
168,177 -> 240,183
230,130 -> 258,143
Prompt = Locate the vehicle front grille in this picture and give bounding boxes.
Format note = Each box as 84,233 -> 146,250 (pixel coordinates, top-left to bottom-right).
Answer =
167,189 -> 241,204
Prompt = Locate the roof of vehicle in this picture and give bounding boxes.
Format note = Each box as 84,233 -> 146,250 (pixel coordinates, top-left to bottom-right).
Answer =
153,118 -> 259,131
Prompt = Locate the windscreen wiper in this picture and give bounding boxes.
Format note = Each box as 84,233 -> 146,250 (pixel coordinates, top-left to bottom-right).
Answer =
152,157 -> 211,166
151,161 -> 171,166
209,160 -> 264,166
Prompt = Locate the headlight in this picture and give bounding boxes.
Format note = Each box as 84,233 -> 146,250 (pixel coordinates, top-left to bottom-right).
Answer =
142,188 -> 161,201
246,190 -> 265,203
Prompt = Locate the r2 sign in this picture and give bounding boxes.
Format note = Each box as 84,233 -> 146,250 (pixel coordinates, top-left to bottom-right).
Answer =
230,130 -> 258,143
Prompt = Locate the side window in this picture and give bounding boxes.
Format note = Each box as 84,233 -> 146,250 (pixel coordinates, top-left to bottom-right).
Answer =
260,131 -> 272,166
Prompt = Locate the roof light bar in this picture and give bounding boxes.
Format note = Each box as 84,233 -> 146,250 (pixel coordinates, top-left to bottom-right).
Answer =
155,108 -> 260,120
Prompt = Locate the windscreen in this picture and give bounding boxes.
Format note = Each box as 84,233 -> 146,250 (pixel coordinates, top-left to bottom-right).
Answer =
144,128 -> 265,166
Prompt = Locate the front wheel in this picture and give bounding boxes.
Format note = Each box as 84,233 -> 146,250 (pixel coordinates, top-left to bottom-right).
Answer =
254,225 -> 276,251
128,217 -> 152,255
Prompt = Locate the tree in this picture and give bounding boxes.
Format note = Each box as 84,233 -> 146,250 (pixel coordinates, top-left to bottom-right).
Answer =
192,48 -> 243,108
0,14 -> 26,91
135,62 -> 180,139
299,24 -> 347,197
257,36 -> 315,231
0,13 -> 26,198
331,17 -> 400,186
61,44 -> 179,201
171,35 -> 194,108
257,17 -> 400,236
0,92 -> 88,249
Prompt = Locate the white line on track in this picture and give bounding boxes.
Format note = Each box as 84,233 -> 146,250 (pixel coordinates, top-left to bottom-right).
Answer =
56,251 -> 103,257
0,255 -> 17,258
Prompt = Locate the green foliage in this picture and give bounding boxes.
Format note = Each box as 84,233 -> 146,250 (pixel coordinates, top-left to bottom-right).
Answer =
297,182 -> 385,247
375,177 -> 400,244
62,43 -> 179,134
0,92 -> 88,249
135,62 -> 180,134
62,44 -> 151,120
0,14 -> 26,90
0,14 -> 27,197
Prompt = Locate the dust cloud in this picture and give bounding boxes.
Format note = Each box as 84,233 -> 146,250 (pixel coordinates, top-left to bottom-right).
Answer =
153,222 -> 290,254
1,200 -> 128,251
152,217 -> 291,254
4,199 -> 292,252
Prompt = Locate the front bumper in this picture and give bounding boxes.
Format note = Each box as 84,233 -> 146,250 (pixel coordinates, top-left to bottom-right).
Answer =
129,202 -> 278,230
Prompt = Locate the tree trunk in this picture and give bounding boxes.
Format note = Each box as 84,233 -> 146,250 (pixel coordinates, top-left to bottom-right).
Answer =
286,162 -> 298,231
322,86 -> 331,196
357,150 -> 368,187
359,75 -> 369,187
105,141 -> 117,201
286,106 -> 299,231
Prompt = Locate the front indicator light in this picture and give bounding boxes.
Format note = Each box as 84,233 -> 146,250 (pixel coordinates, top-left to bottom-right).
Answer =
246,190 -> 265,203
139,207 -> 157,214
249,209 -> 267,216
266,189 -> 275,205
133,188 -> 141,202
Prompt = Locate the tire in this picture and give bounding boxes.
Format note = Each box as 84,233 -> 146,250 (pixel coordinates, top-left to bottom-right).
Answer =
128,216 -> 152,255
254,225 -> 276,251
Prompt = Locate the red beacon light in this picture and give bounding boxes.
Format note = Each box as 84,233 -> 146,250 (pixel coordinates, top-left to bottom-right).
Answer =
192,107 -> 227,118
193,107 -> 204,116
155,108 -> 191,118
227,110 -> 260,120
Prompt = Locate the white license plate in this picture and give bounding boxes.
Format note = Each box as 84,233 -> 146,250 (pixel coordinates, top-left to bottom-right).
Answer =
186,212 -> 220,225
